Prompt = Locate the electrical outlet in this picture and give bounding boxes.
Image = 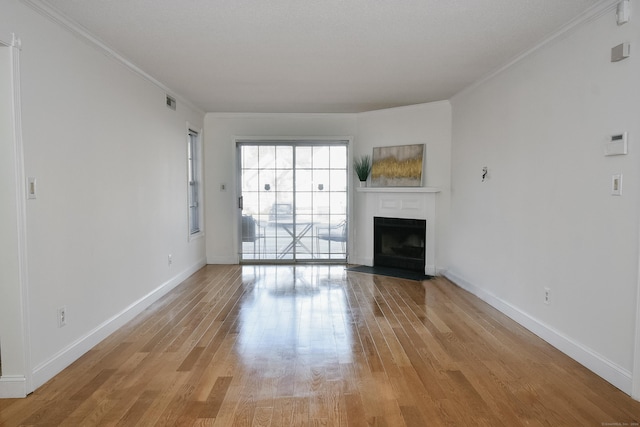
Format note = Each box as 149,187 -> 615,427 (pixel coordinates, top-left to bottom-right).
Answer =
58,306 -> 67,327
544,288 -> 551,305
168,254 -> 173,266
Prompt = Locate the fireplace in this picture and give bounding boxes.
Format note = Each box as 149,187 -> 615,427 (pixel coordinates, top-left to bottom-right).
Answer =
374,217 -> 426,272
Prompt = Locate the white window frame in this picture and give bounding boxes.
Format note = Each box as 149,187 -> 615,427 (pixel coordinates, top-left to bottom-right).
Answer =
187,126 -> 203,239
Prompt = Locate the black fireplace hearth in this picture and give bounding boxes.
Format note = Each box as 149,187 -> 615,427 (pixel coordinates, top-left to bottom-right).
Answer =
374,217 -> 426,273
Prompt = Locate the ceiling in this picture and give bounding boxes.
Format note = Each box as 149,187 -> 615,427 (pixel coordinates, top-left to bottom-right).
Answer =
39,0 -> 601,113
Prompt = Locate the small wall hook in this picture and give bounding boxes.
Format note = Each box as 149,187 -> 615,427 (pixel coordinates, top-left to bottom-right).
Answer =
482,167 -> 488,182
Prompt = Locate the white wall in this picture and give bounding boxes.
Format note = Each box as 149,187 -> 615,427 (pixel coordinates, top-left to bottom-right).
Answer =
204,106 -> 453,268
1,0 -> 206,394
352,102 -> 452,271
448,5 -> 639,394
204,113 -> 358,263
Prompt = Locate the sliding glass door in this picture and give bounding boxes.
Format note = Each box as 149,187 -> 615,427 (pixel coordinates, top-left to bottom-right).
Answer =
238,141 -> 348,262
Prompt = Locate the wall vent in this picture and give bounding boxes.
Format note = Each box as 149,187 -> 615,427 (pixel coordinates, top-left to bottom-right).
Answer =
166,95 -> 176,110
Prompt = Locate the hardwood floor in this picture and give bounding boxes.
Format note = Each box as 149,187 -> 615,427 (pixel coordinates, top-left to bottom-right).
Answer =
1,264 -> 639,426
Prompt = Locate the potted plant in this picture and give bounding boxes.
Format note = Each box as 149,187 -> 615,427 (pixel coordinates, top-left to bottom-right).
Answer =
354,155 -> 372,186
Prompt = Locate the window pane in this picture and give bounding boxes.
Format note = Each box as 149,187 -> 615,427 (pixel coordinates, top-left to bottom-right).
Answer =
188,130 -> 200,235
276,169 -> 293,192
296,192 -> 313,222
296,169 -> 313,192
242,192 -> 259,215
330,146 -> 347,169
259,145 -> 276,169
276,146 -> 293,169
242,169 -> 260,192
313,192 -> 330,223
275,192 -> 293,206
313,146 -> 330,169
243,146 -> 260,169
258,191 -> 275,216
331,169 -> 347,191
329,196 -> 347,215
296,146 -> 312,168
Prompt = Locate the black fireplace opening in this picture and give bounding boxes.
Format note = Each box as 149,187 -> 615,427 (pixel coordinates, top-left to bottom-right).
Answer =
374,217 -> 426,273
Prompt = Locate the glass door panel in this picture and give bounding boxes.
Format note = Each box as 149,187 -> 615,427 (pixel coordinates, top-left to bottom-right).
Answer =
239,141 -> 348,262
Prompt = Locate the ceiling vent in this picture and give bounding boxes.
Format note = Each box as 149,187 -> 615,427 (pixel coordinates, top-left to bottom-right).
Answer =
166,95 -> 176,110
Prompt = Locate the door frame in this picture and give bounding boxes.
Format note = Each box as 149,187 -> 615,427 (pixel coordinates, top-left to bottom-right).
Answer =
235,136 -> 353,264
634,234 -> 640,400
0,32 -> 33,398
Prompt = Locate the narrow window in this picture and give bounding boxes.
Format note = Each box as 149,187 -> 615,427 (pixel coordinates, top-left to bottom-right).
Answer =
188,129 -> 200,235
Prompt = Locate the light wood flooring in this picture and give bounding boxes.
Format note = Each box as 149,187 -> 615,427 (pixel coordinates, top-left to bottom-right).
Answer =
1,264 -> 639,426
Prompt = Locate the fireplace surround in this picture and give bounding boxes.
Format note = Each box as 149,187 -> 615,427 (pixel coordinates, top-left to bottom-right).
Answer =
374,217 -> 426,272
355,186 -> 440,275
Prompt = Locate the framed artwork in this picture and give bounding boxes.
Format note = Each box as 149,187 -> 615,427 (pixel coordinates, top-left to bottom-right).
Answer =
371,144 -> 425,187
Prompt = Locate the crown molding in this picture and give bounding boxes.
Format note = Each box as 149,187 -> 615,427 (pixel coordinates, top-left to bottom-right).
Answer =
0,33 -> 21,48
21,0 -> 205,116
452,0 -> 620,102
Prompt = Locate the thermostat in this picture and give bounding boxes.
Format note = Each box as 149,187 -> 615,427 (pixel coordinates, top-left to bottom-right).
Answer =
604,132 -> 628,156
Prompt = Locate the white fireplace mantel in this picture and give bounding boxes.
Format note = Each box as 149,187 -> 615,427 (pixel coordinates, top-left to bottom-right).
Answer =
354,186 -> 440,275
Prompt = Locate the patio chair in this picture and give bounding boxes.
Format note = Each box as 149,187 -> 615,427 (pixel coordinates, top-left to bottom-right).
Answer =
316,220 -> 347,253
242,215 -> 265,256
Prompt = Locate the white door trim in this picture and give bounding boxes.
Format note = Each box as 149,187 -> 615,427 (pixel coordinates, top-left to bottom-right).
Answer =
0,33 -> 33,398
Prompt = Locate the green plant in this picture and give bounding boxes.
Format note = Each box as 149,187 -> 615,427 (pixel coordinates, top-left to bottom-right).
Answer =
354,155 -> 372,181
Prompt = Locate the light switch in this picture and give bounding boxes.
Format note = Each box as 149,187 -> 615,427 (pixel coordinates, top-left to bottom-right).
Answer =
27,177 -> 37,199
612,174 -> 622,196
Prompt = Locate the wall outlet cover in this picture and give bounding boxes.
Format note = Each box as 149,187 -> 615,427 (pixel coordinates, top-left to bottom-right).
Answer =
57,306 -> 67,327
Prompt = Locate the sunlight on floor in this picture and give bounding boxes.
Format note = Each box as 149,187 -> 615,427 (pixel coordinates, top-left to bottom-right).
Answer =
237,265 -> 354,365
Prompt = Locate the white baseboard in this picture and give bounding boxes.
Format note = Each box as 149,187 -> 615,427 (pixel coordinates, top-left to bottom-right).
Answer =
30,258 -> 206,391
0,375 -> 27,398
444,270 -> 633,396
207,255 -> 239,264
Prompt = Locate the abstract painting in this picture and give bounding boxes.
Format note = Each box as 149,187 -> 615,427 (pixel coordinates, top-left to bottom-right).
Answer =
371,144 -> 424,187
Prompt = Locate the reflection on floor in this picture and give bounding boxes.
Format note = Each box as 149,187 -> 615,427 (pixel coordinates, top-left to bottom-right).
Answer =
2,264 -> 639,426
237,265 -> 353,365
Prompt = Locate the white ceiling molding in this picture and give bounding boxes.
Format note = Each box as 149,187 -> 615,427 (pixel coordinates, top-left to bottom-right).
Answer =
0,32 -> 21,48
452,0 -> 619,102
22,0 -> 204,116
0,33 -> 11,47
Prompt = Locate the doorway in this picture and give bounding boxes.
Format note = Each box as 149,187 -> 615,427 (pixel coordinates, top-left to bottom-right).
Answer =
238,141 -> 348,262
